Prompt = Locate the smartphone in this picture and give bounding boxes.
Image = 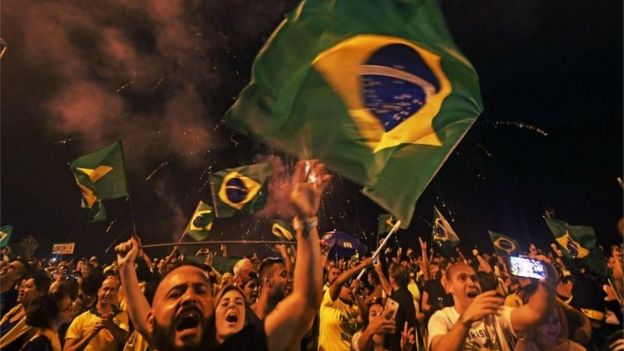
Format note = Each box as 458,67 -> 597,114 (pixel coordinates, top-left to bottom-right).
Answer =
383,298 -> 399,320
509,256 -> 547,280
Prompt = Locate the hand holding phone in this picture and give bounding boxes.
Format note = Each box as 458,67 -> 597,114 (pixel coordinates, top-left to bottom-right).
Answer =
383,298 -> 399,320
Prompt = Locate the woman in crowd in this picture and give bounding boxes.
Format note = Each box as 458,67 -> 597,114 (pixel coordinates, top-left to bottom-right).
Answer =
20,289 -> 75,351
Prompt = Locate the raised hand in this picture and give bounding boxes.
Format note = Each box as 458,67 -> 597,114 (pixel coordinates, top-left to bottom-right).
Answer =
459,291 -> 503,325
290,159 -> 331,219
366,309 -> 397,335
400,322 -> 416,351
115,237 -> 139,268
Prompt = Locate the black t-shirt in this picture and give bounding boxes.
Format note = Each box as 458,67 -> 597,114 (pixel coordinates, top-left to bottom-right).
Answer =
21,335 -> 53,351
0,288 -> 18,315
385,287 -> 417,350
212,318 -> 268,351
423,279 -> 453,314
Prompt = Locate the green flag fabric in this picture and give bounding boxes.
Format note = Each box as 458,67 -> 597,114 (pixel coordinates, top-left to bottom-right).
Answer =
271,219 -> 294,241
0,225 -> 13,248
224,0 -> 482,227
70,141 -> 128,222
185,201 -> 214,241
210,163 -> 273,218
544,218 -> 608,277
377,214 -> 398,235
81,198 -> 107,223
488,230 -> 519,256
432,206 -> 459,247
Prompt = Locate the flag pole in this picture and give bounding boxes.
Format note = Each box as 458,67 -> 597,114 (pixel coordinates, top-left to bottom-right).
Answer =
208,172 -> 220,218
356,220 -> 401,280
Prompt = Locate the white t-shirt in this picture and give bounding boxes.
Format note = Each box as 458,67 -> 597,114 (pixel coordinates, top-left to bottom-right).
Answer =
428,306 -> 517,351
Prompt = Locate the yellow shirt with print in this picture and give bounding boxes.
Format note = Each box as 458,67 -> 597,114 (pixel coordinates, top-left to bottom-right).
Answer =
65,308 -> 129,351
318,289 -> 357,351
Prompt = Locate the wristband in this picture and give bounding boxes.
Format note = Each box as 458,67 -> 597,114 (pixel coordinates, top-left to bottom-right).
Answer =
293,216 -> 318,237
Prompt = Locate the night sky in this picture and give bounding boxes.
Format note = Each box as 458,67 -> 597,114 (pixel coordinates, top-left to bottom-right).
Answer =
1,0 -> 622,260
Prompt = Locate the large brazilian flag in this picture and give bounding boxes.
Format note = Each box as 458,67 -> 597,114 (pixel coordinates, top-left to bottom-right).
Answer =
224,0 -> 483,226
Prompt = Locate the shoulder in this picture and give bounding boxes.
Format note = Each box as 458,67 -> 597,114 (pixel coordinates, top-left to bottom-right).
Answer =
22,335 -> 53,351
428,307 -> 457,330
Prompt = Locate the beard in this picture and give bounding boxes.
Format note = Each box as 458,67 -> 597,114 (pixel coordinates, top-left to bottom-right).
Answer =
152,317 -> 214,351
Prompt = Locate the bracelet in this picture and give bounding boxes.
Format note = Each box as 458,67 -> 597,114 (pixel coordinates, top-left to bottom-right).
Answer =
293,216 -> 318,237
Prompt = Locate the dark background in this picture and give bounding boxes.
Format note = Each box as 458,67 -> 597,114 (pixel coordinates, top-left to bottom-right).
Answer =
1,0 -> 622,260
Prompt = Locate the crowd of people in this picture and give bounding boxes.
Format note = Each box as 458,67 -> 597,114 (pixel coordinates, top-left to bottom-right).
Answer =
0,160 -> 622,351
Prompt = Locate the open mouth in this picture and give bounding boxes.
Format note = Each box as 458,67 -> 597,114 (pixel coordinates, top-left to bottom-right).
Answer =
225,312 -> 239,323
175,310 -> 201,332
467,291 -> 479,298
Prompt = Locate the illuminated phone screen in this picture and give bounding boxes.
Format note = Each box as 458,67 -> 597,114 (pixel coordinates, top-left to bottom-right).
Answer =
509,256 -> 546,280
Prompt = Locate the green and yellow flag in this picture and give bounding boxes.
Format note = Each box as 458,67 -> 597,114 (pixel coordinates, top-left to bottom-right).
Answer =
432,206 -> 459,247
224,0 -> 482,227
545,218 -> 608,277
0,225 -> 13,248
271,219 -> 295,241
210,163 -> 273,218
488,230 -> 519,256
377,214 -> 398,235
185,201 -> 214,241
70,141 -> 128,222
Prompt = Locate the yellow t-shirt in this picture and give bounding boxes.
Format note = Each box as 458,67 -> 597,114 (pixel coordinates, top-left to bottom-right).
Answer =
318,289 -> 357,351
65,308 -> 129,351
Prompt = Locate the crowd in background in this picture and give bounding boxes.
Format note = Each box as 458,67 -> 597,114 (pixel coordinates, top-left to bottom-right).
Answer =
0,161 -> 622,351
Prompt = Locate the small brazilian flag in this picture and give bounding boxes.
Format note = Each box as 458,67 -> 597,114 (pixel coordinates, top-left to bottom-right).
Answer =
0,225 -> 13,248
488,230 -> 519,256
210,163 -> 273,218
224,0 -> 482,228
185,201 -> 214,241
545,218 -> 608,277
70,141 -> 128,222
432,206 -> 459,247
271,219 -> 294,241
377,214 -> 398,235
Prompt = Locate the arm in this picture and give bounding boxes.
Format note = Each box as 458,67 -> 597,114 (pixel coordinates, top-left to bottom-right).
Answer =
421,291 -> 431,314
63,321 -> 103,351
329,258 -> 373,301
373,258 -> 393,296
357,310 -> 396,351
419,238 -> 430,281
115,238 -> 153,345
510,263 -> 557,334
264,160 -> 330,351
99,315 -> 129,347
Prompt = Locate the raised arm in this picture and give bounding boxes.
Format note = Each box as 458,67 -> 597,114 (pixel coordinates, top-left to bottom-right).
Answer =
472,249 -> 492,274
419,237 -> 431,281
373,258 -> 393,296
264,160 -> 330,351
510,262 -> 557,334
115,237 -> 153,345
329,257 -> 373,301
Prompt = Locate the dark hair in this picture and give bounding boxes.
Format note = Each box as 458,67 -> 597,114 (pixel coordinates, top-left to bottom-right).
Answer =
26,295 -> 58,328
388,263 -> 410,288
157,261 -> 213,290
24,271 -> 51,293
14,258 -> 32,278
259,257 -> 285,284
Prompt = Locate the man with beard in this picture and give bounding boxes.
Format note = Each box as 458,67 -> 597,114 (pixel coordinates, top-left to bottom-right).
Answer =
117,159 -> 330,351
252,257 -> 292,320
64,275 -> 129,351
427,263 -> 555,351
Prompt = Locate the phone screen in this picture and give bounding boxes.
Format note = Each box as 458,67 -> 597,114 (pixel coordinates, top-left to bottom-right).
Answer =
383,298 -> 399,319
509,256 -> 547,280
